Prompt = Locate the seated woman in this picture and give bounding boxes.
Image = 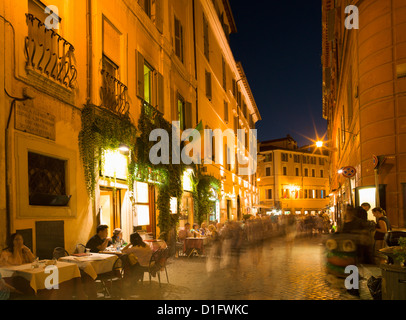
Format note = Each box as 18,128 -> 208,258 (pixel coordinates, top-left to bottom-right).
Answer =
0,233 -> 36,266
122,232 -> 154,282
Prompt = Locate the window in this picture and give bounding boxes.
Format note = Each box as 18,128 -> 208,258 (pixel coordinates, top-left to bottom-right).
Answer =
205,70 -> 212,100
265,154 -> 272,162
174,16 -> 184,62
319,158 -> 325,165
177,94 -> 194,130
312,169 -> 315,177
304,168 -> 309,177
224,101 -> 229,123
283,167 -> 287,176
294,154 -> 301,163
320,170 -> 324,178
266,167 -> 271,176
222,57 -> 227,90
295,167 -> 299,176
138,0 -> 151,17
203,14 -> 210,61
303,156 -> 307,164
281,153 -> 288,162
136,52 -> 164,112
28,152 -> 68,206
266,189 -> 273,200
144,63 -> 154,105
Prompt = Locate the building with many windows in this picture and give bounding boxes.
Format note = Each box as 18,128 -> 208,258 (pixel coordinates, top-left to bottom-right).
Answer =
322,0 -> 406,227
0,0 -> 260,254
257,136 -> 330,216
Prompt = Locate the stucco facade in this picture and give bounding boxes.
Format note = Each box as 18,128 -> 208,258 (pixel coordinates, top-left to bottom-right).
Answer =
0,0 -> 260,254
322,0 -> 406,227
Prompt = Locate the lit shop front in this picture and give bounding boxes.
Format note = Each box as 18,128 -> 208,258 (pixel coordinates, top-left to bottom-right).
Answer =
99,148 -> 157,241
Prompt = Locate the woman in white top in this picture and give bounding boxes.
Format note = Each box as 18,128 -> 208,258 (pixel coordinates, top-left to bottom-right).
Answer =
0,233 -> 36,266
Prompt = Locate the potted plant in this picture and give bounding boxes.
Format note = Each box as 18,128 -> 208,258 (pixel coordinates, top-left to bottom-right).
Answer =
393,237 -> 406,267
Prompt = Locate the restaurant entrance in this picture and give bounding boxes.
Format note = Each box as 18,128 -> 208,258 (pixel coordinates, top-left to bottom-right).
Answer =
99,187 -> 122,232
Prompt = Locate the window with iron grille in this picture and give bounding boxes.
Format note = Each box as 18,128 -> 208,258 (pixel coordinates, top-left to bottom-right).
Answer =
28,152 -> 67,205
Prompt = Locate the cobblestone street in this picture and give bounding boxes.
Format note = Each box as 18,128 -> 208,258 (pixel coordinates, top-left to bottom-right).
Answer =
123,235 -> 374,301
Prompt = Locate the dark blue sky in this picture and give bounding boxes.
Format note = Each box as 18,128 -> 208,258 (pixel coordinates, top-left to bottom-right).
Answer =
229,0 -> 327,147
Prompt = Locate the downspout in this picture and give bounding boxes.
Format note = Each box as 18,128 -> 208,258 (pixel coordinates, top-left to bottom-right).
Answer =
86,0 -> 92,103
192,0 -> 198,125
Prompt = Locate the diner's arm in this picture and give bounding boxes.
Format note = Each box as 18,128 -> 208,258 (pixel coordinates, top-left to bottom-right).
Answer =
22,246 -> 35,263
97,238 -> 112,252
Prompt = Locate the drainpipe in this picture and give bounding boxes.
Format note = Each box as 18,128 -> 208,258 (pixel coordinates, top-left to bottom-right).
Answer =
86,0 -> 92,103
192,0 -> 198,125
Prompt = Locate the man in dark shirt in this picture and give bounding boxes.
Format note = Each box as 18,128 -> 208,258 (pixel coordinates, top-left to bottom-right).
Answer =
355,202 -> 370,221
86,225 -> 112,253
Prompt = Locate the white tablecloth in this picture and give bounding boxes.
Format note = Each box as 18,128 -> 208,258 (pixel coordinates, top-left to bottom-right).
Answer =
59,253 -> 118,280
0,261 -> 81,293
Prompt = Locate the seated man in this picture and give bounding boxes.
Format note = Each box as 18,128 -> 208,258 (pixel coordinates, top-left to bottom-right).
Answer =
86,225 -> 112,253
178,223 -> 193,241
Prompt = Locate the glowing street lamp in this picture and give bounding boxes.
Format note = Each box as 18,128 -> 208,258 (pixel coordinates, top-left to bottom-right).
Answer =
316,141 -> 324,148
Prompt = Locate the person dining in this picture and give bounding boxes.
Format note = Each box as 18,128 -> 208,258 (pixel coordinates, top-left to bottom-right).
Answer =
122,232 -> 154,282
0,233 -> 36,266
85,224 -> 112,253
111,228 -> 126,247
178,223 -> 193,241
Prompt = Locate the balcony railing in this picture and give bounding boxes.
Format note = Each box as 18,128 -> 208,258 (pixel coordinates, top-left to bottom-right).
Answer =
24,14 -> 77,89
99,69 -> 130,116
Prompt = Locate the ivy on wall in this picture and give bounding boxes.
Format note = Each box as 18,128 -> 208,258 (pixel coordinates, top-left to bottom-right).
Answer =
192,165 -> 221,225
78,104 -> 137,198
130,103 -> 185,236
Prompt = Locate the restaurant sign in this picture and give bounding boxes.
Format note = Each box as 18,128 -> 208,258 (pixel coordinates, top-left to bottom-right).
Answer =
15,101 -> 56,141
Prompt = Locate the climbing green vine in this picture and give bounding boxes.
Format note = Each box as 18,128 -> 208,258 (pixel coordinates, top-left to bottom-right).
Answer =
130,103 -> 185,236
78,104 -> 137,198
191,164 -> 221,225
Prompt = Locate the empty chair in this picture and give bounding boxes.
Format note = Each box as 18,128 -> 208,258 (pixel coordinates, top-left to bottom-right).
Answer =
74,243 -> 86,254
52,247 -> 69,260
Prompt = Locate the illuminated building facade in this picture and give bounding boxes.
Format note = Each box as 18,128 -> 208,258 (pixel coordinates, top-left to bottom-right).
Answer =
0,0 -> 260,252
322,0 -> 406,227
257,136 -> 330,216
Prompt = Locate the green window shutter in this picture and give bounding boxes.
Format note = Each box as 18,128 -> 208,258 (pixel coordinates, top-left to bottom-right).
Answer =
157,72 -> 164,113
136,51 -> 145,100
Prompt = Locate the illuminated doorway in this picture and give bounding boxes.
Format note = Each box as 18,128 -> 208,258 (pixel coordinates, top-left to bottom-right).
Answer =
99,188 -> 122,232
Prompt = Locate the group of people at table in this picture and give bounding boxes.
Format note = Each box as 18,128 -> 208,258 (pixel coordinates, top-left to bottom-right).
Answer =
0,225 -> 164,299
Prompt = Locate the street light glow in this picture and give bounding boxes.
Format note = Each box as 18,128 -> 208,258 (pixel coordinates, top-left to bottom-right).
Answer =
316,141 -> 324,148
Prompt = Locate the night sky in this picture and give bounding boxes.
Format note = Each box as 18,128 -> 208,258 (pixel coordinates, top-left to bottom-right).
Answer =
229,0 -> 327,147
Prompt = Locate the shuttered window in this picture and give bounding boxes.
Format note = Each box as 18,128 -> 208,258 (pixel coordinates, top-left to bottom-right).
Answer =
205,71 -> 212,100
174,16 -> 184,62
224,101 -> 229,123
203,14 -> 209,61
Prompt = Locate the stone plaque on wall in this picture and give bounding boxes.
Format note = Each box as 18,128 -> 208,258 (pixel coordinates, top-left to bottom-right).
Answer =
15,101 -> 56,140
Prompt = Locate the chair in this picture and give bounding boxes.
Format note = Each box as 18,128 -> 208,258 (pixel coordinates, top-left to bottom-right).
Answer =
95,255 -> 128,299
74,243 -> 86,254
52,247 -> 69,259
140,248 -> 169,287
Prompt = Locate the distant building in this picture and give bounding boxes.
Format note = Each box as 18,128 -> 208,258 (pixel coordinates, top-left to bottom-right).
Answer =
257,136 -> 330,216
322,0 -> 406,227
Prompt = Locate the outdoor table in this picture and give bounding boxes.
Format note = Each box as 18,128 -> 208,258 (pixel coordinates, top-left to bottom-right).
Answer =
100,246 -> 125,256
59,253 -> 118,299
144,239 -> 167,252
0,261 -> 84,299
184,237 -> 208,257
59,253 -> 118,280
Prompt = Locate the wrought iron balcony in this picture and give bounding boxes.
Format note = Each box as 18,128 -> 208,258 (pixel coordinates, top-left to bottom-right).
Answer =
24,13 -> 77,89
99,69 -> 130,116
